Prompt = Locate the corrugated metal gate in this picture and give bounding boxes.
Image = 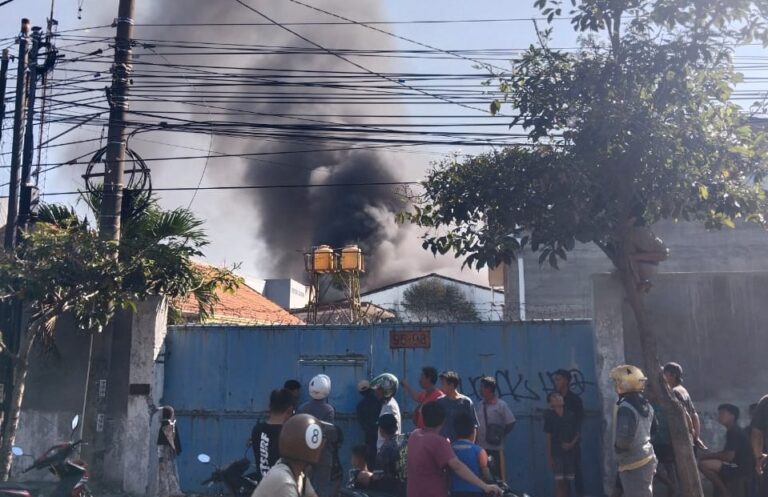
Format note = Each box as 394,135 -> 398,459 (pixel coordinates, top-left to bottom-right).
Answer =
163,321 -> 601,496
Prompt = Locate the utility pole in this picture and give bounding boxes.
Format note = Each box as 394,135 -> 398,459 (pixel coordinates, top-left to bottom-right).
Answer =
83,0 -> 134,485
4,19 -> 30,250
35,1 -> 57,172
18,26 -> 42,233
99,0 -> 134,241
0,50 -> 10,143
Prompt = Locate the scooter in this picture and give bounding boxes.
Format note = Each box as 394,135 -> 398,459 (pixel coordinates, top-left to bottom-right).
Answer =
0,415 -> 91,497
198,452 -> 258,497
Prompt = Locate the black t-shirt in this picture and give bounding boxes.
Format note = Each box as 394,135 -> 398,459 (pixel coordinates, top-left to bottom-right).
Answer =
543,409 -> 578,456
724,425 -> 753,473
357,391 -> 382,441
563,390 -> 585,428
251,422 -> 282,481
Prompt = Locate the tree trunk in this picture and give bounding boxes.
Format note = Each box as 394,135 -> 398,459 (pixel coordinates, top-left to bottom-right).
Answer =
616,254 -> 704,497
0,328 -> 35,481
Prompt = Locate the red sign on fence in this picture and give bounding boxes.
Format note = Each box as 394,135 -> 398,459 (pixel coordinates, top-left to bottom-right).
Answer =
389,329 -> 431,349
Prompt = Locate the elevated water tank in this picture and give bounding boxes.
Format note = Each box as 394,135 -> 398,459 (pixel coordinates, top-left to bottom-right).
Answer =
313,245 -> 336,272
340,245 -> 364,272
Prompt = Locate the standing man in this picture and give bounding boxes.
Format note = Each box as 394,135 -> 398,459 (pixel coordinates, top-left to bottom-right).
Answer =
252,414 -> 322,497
699,404 -> 753,497
356,379 -> 381,468
474,376 -> 516,480
251,389 -> 295,483
406,402 -> 502,497
371,373 -> 402,449
751,395 -> 768,496
610,365 -> 656,497
553,369 -> 585,497
297,375 -> 339,497
402,366 -> 445,429
437,371 -> 478,441
663,362 -> 704,448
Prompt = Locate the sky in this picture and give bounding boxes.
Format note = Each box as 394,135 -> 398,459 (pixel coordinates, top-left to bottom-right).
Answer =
1,1 -> 766,288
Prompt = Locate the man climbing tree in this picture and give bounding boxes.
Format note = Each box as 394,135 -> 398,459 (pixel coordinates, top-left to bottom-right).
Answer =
402,1 -> 768,495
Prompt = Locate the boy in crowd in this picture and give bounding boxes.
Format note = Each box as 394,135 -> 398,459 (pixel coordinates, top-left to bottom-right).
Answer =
437,370 -> 477,442
251,389 -> 294,482
351,413 -> 406,496
700,404 -> 754,497
407,401 -> 502,497
451,412 -> 492,497
544,392 -> 580,497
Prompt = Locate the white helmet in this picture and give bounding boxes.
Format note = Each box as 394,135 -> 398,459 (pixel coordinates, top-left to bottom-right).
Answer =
309,374 -> 331,400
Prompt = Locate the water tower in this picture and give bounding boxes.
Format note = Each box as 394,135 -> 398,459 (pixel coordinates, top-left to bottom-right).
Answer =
304,245 -> 365,324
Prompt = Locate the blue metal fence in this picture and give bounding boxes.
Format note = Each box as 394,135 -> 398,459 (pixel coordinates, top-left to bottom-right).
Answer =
163,321 -> 601,496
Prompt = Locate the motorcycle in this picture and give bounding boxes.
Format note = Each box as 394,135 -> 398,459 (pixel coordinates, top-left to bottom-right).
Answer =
0,415 -> 91,497
198,452 -> 258,497
340,478 -> 530,497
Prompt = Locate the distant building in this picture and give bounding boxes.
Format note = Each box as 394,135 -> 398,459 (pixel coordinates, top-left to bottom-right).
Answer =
504,220 -> 768,320
175,265 -> 304,326
361,273 -> 504,322
263,279 -> 310,310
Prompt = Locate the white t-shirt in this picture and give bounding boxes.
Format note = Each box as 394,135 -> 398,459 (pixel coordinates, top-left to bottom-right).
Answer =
252,460 -> 317,497
377,397 -> 402,449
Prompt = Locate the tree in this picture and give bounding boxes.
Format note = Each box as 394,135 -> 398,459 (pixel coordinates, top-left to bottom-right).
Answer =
401,279 -> 480,322
403,2 -> 768,495
0,195 -> 240,479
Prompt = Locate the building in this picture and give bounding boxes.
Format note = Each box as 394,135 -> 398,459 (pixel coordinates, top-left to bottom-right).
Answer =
504,220 -> 768,319
175,266 -> 304,326
361,273 -> 504,322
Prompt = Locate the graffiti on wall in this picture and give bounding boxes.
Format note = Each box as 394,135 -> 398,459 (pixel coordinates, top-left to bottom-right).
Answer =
463,368 -> 594,403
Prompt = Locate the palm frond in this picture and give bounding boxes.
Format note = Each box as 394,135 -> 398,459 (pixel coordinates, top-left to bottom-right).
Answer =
36,204 -> 83,229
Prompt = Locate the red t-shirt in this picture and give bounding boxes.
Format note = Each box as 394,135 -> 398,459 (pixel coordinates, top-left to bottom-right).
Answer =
406,428 -> 455,497
413,389 -> 445,429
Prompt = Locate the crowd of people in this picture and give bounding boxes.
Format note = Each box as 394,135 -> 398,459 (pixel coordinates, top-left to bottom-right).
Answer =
246,366 -> 590,497
152,361 -> 768,497
609,362 -> 768,497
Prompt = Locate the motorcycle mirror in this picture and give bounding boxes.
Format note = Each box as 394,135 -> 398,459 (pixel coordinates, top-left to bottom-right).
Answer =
11,447 -> 23,457
197,454 -> 211,464
71,415 -> 80,431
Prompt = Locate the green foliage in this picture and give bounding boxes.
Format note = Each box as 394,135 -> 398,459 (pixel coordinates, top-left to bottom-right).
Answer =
0,223 -> 123,338
401,279 -> 480,322
30,193 -> 241,328
404,0 -> 768,270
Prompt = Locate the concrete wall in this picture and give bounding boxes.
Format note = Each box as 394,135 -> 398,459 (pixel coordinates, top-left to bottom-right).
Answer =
14,298 -> 168,496
507,221 -> 768,319
593,272 -> 768,493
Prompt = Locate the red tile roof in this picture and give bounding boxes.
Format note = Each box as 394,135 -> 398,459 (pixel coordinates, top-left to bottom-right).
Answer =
176,264 -> 304,326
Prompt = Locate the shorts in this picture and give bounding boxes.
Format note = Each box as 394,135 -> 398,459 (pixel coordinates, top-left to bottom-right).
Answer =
720,462 -> 747,482
552,452 -> 576,480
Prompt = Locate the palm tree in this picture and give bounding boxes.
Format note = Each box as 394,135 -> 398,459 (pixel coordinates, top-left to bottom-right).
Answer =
36,191 -> 239,320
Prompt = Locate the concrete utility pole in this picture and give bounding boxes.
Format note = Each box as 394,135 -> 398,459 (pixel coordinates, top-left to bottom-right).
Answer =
4,19 -> 30,250
99,0 -> 134,241
83,0 -> 135,485
18,26 -> 42,233
0,49 -> 10,142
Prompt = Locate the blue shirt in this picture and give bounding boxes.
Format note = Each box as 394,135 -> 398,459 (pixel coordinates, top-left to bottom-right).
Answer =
450,439 -> 483,494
